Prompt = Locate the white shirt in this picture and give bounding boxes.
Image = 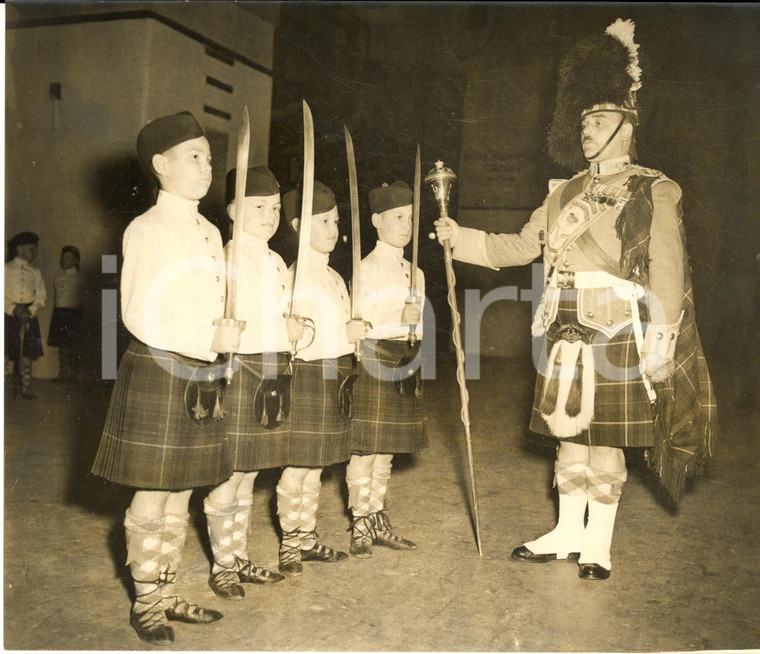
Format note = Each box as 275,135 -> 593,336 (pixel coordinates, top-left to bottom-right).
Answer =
359,241 -> 425,340
120,190 -> 227,361
53,268 -> 87,309
290,252 -> 353,361
5,257 -> 46,317
226,233 -> 291,354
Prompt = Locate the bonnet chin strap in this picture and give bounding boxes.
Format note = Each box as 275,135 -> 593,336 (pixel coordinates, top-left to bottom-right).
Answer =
584,111 -> 628,162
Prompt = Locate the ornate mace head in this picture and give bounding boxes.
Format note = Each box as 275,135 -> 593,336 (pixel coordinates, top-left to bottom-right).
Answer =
425,160 -> 457,219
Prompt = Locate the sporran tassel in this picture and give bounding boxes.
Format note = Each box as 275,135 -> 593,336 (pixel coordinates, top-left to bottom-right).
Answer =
276,392 -> 285,423
193,386 -> 207,420
213,388 -> 225,420
565,348 -> 584,417
260,395 -> 269,427
539,343 -> 562,415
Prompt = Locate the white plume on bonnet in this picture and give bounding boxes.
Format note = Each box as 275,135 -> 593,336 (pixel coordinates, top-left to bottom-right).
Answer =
606,18 -> 642,94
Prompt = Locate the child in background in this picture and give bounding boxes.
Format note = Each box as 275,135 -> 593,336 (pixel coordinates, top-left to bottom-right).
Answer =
48,245 -> 87,382
5,231 -> 46,399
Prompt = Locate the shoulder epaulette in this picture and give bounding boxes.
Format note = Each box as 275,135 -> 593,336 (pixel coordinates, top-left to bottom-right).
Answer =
630,165 -> 666,179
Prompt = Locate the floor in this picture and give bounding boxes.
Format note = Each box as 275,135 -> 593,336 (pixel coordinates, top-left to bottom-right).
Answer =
4,354 -> 760,651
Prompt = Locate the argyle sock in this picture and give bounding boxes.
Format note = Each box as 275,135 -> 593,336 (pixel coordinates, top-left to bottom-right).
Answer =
346,454 -> 374,518
299,469 -> 322,550
204,498 -> 239,574
276,474 -> 303,554
231,494 -> 254,567
524,459 -> 587,557
160,512 -> 189,610
580,465 -> 627,570
369,454 -> 393,514
124,510 -> 167,626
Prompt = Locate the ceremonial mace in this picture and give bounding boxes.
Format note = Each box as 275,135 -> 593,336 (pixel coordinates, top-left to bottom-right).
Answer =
426,160 -> 483,556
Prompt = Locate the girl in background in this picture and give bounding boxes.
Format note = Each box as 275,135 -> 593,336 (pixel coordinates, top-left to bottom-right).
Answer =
48,245 -> 87,382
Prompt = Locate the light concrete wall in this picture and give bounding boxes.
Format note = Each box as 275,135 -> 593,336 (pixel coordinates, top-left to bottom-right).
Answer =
6,9 -> 274,379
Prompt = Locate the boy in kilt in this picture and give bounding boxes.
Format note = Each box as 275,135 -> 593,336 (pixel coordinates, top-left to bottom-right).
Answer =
435,20 -> 716,580
347,181 -> 427,558
5,231 -> 46,399
91,112 -> 243,643
204,166 -> 304,600
276,181 -> 371,576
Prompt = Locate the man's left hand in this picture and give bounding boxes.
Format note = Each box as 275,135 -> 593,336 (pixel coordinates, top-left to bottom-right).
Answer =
641,353 -> 675,382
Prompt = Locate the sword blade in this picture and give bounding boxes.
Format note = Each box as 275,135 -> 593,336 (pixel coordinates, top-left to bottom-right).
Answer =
291,100 -> 315,318
411,144 -> 421,296
406,145 -> 422,345
344,125 -> 361,320
226,105 -> 251,320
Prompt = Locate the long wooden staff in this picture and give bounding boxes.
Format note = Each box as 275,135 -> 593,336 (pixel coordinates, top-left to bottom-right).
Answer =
425,160 -> 483,556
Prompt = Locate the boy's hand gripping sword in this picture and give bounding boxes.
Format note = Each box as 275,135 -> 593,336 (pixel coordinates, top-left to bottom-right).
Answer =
287,101 -> 316,370
337,125 -> 364,418
426,160 -> 483,556
219,105 -> 250,386
393,146 -> 423,398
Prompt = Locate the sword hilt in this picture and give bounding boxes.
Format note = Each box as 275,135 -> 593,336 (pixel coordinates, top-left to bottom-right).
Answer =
214,317 -> 245,385
405,293 -> 420,346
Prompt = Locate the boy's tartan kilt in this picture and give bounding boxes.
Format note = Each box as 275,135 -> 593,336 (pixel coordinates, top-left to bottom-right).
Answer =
286,355 -> 352,467
225,352 -> 292,471
351,339 -> 427,454
91,340 -> 232,490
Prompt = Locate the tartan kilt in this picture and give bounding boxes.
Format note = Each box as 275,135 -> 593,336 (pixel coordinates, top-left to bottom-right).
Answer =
5,312 -> 44,360
47,307 -> 84,347
529,294 -> 655,447
91,340 -> 233,490
225,352 -> 292,471
351,339 -> 427,454
287,356 -> 352,467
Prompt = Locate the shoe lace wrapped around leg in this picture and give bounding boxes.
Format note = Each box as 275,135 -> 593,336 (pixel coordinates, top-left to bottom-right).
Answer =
374,511 -> 406,544
132,598 -> 167,633
349,514 -> 376,545
279,530 -> 302,565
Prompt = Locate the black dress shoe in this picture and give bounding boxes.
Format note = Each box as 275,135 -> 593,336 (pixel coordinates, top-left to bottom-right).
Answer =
209,570 -> 245,600
278,559 -> 303,576
372,511 -> 417,551
235,557 -> 285,584
578,563 -> 611,580
130,609 -> 175,644
278,543 -> 303,576
300,543 -> 348,563
165,600 -> 223,624
511,545 -> 580,563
